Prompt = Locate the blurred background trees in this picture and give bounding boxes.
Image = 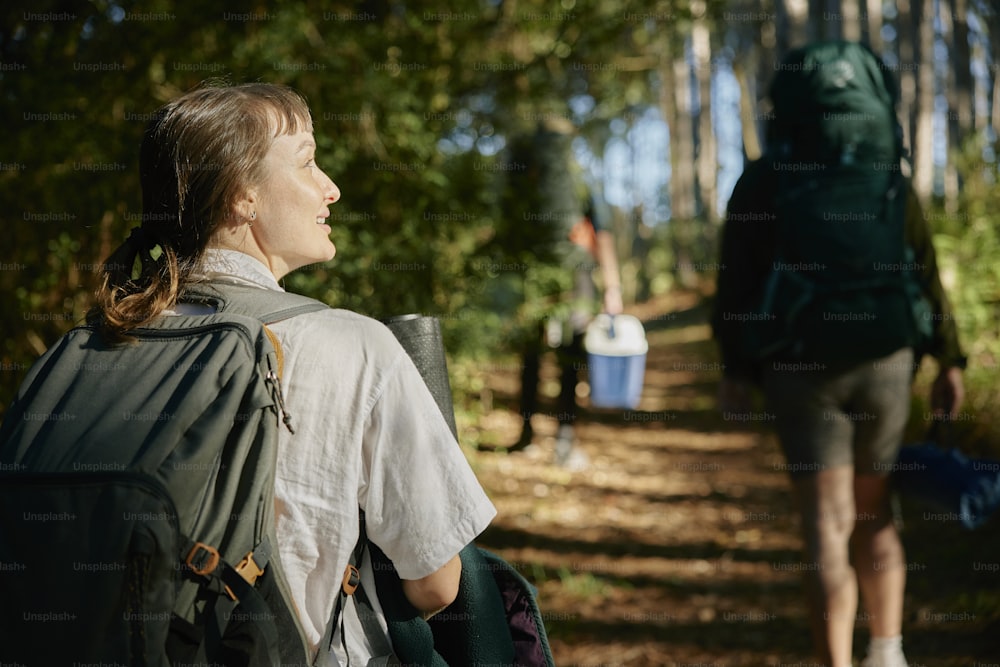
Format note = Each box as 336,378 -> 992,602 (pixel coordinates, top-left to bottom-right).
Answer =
1,0 -> 997,423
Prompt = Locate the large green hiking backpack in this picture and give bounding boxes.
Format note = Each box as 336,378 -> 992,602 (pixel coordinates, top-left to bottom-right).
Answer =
749,40 -> 930,364
0,283 -> 336,667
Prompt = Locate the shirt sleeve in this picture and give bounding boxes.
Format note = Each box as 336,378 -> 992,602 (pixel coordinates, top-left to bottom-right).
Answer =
358,341 -> 496,580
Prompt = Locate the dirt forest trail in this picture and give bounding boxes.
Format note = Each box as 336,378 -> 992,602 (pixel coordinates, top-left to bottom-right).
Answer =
461,290 -> 1000,667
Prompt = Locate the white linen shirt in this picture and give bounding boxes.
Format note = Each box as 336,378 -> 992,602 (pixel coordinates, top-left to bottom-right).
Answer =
194,250 -> 497,665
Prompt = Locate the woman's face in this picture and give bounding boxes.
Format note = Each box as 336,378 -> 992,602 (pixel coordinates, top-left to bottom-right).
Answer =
251,127 -> 340,278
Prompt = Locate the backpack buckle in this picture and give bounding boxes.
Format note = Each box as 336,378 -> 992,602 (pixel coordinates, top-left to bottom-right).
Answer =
342,564 -> 360,596
234,551 -> 265,586
185,542 -> 220,577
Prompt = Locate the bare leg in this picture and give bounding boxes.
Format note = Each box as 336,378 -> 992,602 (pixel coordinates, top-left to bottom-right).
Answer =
791,465 -> 858,667
852,473 -> 906,638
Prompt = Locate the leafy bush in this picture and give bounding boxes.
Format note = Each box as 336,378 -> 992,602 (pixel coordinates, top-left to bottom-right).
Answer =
910,138 -> 1000,456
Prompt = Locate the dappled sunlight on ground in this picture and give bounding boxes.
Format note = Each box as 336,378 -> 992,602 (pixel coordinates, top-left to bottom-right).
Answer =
460,291 -> 1000,666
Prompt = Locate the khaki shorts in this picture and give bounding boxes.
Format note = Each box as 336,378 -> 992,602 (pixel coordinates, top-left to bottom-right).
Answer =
761,347 -> 915,475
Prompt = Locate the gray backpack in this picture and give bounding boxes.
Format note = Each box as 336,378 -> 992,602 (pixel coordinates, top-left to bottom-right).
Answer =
0,282 -> 348,667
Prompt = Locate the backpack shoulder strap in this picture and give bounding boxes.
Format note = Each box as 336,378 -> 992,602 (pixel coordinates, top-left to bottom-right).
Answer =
184,281 -> 356,658
181,282 -> 329,382
182,281 -> 329,324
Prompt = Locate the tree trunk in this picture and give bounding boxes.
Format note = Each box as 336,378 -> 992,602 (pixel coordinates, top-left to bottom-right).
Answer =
946,0 -> 973,138
896,0 -> 917,178
820,0 -> 843,41
842,0 -> 862,42
993,72 -> 1000,141
865,0 -> 884,54
661,40 -> 698,287
943,0 -> 971,211
775,0 -> 810,53
972,25 -> 992,133
665,48 -> 697,222
756,10 -> 779,152
912,0 -> 936,200
735,56 -> 764,161
993,9 -> 1000,136
775,0 -> 791,55
692,5 -> 717,221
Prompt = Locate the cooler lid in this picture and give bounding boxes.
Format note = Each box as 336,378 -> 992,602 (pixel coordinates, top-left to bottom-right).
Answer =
584,314 -> 649,356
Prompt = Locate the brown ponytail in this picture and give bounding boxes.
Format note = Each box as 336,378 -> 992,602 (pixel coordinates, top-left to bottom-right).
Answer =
90,82 -> 312,343
90,227 -> 183,343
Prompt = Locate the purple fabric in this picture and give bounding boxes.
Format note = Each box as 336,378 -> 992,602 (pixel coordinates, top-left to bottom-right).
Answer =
498,567 -> 548,666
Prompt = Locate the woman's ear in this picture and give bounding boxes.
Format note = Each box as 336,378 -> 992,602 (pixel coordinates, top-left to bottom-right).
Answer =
228,188 -> 260,227
209,189 -> 259,250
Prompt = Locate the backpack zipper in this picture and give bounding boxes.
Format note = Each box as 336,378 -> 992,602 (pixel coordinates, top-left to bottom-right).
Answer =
260,325 -> 296,435
265,367 -> 295,434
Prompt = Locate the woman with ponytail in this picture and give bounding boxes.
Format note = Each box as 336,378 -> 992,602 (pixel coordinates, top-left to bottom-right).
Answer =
92,83 -> 319,339
91,82 -> 496,664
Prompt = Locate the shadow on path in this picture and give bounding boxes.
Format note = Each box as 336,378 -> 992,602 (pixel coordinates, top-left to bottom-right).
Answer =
467,291 -> 1000,666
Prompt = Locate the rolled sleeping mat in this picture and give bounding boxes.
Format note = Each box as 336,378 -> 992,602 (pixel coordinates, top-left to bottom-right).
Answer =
376,314 -> 525,665
381,314 -> 458,439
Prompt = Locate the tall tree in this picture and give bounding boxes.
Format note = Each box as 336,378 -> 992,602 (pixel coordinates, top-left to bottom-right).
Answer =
865,0 -> 885,53
895,0 -> 919,180
692,1 -> 717,220
943,0 -> 973,208
665,45 -> 697,221
775,0 -> 811,52
947,0 -> 974,139
842,0 -> 863,41
912,0 -> 937,200
734,48 -> 764,160
987,6 -> 1000,136
818,0 -> 843,41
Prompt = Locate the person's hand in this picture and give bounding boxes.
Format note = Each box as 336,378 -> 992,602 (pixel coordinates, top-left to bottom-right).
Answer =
603,285 -> 623,315
930,365 -> 965,419
718,376 -> 753,415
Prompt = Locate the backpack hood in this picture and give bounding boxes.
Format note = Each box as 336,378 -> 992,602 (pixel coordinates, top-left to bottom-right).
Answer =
767,40 -> 901,164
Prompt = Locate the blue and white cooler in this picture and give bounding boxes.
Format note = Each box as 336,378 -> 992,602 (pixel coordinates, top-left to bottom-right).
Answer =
584,313 -> 648,410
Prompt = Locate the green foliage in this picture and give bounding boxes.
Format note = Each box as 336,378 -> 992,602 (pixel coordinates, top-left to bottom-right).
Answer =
0,0 -> 681,411
916,137 -> 1000,452
556,566 -> 612,599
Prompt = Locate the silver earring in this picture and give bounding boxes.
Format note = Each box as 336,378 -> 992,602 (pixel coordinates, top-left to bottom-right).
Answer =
248,211 -> 256,227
